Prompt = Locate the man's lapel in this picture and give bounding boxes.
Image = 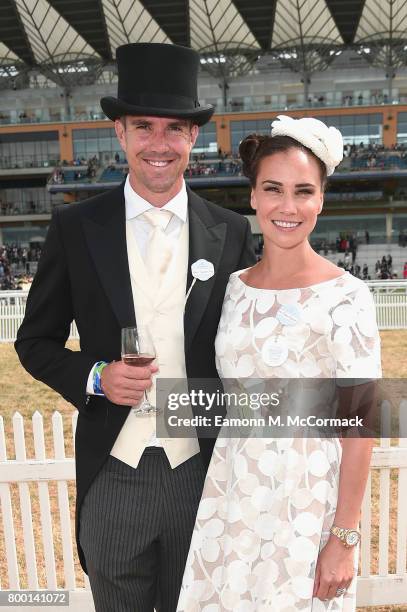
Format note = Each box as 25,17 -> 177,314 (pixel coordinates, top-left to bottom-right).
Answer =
81,183 -> 136,329
184,188 -> 226,352
81,183 -> 226,347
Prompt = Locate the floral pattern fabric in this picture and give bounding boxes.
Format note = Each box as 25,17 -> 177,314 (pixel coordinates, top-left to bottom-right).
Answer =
177,271 -> 381,612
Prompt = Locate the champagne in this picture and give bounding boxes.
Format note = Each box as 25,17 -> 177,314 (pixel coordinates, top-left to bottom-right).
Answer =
123,354 -> 155,366
121,326 -> 157,415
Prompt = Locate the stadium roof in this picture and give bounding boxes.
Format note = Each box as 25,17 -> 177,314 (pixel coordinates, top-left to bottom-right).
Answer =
0,0 -> 406,86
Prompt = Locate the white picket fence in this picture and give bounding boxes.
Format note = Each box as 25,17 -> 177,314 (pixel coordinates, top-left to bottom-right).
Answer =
0,405 -> 406,610
0,410 -> 94,611
1,282 -> 406,341
0,292 -> 79,342
369,281 -> 407,330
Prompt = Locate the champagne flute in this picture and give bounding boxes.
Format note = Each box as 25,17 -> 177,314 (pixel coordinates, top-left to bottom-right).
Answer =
121,326 -> 157,415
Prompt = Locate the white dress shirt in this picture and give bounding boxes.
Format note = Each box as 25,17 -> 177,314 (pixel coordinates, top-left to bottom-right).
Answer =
86,175 -> 189,447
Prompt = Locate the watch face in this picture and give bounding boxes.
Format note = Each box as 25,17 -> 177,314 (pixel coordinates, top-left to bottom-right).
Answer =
346,530 -> 360,546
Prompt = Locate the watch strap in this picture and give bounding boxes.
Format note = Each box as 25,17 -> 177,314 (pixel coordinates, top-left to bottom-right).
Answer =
330,525 -> 360,546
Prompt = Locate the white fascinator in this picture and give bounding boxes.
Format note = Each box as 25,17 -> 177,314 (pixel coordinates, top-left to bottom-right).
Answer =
270,115 -> 344,176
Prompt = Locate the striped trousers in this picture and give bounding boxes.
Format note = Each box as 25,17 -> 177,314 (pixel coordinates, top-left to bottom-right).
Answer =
79,448 -> 206,612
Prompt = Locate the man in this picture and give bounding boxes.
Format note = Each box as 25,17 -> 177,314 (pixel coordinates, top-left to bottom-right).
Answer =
15,43 -> 255,612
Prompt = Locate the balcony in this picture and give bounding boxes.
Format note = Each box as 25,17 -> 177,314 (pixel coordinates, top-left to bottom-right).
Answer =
0,201 -> 55,223
0,88 -> 406,126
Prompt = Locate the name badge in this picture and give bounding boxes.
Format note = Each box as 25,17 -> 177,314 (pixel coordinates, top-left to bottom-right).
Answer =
276,303 -> 301,326
191,259 -> 215,281
262,337 -> 289,367
185,259 -> 215,305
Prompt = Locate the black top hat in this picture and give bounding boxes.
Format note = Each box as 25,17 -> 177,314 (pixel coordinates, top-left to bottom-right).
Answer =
100,43 -> 214,126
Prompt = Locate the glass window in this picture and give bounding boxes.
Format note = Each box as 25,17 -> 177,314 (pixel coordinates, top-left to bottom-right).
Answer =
193,122 -> 217,155
318,114 -> 382,144
98,128 -> 111,139
231,119 -> 272,153
393,214 -> 407,232
73,127 -> 120,160
397,112 -> 407,142
99,138 -> 112,152
0,137 -> 59,168
338,115 -> 353,126
341,125 -> 355,137
85,140 -> 99,154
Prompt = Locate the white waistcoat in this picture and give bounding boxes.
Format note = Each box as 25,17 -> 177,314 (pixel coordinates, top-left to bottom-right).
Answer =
110,218 -> 200,469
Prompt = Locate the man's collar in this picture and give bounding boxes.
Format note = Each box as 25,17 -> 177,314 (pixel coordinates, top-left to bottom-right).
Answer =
124,175 -> 188,222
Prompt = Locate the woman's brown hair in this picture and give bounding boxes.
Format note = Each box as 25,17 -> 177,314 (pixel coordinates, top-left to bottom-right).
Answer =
239,134 -> 327,189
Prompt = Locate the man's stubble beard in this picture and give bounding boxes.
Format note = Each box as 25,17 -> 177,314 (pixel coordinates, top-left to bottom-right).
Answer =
141,170 -> 182,193
138,155 -> 186,194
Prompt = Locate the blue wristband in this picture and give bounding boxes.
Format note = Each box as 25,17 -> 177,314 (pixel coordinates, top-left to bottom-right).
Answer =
93,361 -> 108,395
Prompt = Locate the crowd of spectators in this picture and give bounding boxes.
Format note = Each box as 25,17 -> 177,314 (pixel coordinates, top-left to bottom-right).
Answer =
304,91 -> 390,108
337,258 -> 369,279
336,233 -> 358,258
0,197 -> 50,215
343,142 -> 407,170
373,255 -> 397,279
45,142 -> 407,184
315,233 -> 359,263
186,159 -> 241,177
315,232 -> 407,280
0,244 -> 42,290
336,254 -> 406,280
333,233 -> 364,278
186,150 -> 242,177
186,145 -> 407,175
51,156 -> 100,183
1,234 -> 406,289
49,151 -> 243,183
186,144 -> 407,176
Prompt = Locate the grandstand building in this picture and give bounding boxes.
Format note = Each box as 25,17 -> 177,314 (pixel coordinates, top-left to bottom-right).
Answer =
1,0 -> 407,277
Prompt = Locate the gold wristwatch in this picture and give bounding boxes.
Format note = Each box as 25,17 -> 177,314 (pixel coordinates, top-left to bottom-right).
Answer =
330,526 -> 361,548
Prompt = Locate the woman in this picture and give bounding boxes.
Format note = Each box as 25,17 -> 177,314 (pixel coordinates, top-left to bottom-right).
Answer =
177,115 -> 381,611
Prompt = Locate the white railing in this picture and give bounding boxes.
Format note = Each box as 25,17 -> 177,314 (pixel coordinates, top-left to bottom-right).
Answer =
357,400 -> 407,606
0,292 -> 79,342
2,283 -> 407,339
367,281 -> 407,330
0,405 -> 406,609
0,410 -> 94,611
367,281 -> 407,291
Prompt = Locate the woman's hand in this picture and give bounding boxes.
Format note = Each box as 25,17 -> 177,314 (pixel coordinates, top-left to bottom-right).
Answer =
313,535 -> 356,601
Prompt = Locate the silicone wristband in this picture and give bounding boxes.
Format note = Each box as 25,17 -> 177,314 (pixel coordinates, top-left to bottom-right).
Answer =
93,361 -> 108,395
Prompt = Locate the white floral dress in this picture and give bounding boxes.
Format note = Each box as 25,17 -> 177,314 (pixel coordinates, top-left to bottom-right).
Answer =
177,271 -> 382,612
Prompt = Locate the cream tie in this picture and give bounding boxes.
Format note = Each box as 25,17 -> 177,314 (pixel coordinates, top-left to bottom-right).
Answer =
143,208 -> 173,289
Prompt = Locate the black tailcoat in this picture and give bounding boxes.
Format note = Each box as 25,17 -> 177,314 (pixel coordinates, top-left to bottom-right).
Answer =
15,182 -> 256,572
